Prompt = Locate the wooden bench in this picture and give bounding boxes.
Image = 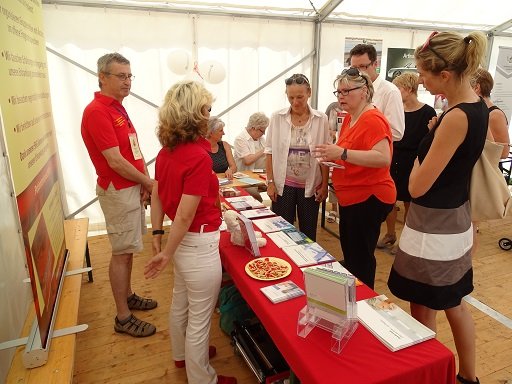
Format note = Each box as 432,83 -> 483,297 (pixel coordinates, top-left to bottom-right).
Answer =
7,218 -> 90,383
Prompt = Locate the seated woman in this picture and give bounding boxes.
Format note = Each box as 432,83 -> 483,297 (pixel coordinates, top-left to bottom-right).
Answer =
207,116 -> 237,178
233,112 -> 269,171
233,112 -> 269,202
315,68 -> 395,289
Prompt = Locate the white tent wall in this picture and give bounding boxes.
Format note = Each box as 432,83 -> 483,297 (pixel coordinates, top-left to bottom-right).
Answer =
43,4 -> 512,225
43,4 -> 316,225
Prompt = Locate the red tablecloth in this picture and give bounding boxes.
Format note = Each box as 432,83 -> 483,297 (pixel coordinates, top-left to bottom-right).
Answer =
220,232 -> 456,384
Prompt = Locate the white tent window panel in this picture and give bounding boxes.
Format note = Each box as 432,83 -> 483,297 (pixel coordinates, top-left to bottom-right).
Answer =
43,5 -> 314,224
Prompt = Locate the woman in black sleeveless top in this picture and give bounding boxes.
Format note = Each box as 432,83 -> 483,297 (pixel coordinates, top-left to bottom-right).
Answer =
207,117 -> 237,178
387,31 -> 488,384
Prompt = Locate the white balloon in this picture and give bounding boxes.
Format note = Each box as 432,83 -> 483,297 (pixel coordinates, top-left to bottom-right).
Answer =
198,60 -> 226,84
167,50 -> 191,75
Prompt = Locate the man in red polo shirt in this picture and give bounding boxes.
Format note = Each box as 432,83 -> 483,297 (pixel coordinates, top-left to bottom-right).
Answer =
81,53 -> 156,337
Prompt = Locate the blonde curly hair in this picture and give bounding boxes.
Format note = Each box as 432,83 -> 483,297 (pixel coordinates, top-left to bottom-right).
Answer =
157,81 -> 214,150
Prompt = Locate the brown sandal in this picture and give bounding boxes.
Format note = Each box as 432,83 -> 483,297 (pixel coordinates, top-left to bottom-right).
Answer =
127,293 -> 158,310
114,314 -> 156,337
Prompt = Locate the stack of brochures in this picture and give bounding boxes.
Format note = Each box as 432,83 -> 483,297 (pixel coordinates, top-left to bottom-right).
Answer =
282,243 -> 336,267
357,294 -> 436,352
260,280 -> 305,304
302,262 -> 362,286
303,267 -> 356,325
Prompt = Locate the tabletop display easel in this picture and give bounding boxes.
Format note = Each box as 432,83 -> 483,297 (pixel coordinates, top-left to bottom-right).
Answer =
297,268 -> 358,354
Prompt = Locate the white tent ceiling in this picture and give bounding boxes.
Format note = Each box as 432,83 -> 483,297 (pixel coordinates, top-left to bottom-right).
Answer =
45,0 -> 512,35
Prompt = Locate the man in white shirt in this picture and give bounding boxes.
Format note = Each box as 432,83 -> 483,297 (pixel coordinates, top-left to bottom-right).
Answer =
349,44 -> 405,251
348,44 -> 405,142
233,112 -> 269,171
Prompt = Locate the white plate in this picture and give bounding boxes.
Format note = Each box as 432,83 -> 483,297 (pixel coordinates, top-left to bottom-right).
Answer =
245,257 -> 292,281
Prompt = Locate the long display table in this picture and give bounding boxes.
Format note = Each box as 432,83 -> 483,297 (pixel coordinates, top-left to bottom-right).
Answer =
219,231 -> 456,384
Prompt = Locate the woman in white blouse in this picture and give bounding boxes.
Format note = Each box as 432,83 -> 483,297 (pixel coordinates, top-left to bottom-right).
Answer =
264,73 -> 330,241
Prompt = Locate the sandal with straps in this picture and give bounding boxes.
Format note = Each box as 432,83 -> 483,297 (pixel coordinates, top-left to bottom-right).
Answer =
127,292 -> 158,310
457,373 -> 480,384
114,314 -> 156,337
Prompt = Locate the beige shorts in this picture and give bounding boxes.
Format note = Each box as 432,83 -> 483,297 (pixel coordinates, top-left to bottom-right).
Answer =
96,183 -> 146,255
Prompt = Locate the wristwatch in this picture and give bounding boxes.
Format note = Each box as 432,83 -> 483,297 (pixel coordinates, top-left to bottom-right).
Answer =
340,148 -> 348,161
152,229 -> 164,236
266,179 -> 274,186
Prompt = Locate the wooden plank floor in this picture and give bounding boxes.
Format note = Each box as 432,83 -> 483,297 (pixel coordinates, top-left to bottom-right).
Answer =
73,206 -> 512,384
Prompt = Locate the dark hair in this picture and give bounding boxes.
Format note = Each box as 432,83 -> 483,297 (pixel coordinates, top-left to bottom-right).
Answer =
348,44 -> 377,64
471,68 -> 494,98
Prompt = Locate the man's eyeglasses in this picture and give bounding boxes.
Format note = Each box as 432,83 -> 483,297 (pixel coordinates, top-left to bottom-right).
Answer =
420,31 -> 449,68
285,74 -> 310,86
352,62 -> 373,70
333,86 -> 364,97
105,72 -> 135,81
255,127 -> 266,134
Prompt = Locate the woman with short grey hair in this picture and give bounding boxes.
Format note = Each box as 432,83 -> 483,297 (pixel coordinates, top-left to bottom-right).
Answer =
234,112 -> 269,172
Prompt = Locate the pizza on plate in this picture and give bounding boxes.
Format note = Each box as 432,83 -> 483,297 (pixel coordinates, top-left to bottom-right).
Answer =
245,257 -> 292,281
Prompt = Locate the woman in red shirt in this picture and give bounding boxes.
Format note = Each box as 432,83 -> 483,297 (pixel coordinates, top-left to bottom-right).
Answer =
144,81 -> 236,384
315,68 -> 396,289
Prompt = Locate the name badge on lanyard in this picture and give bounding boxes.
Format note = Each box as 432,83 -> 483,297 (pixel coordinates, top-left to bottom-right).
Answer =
129,133 -> 143,160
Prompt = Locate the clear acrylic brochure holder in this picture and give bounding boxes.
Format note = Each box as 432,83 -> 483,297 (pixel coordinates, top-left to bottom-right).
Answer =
297,270 -> 358,354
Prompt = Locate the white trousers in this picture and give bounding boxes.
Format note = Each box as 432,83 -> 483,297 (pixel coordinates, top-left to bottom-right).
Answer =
170,230 -> 222,384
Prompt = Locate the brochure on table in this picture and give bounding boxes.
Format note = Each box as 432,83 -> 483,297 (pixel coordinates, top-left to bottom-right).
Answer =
240,207 -> 275,219
267,228 -> 313,248
357,294 -> 436,352
225,195 -> 265,210
236,177 -> 262,185
253,216 -> 295,233
297,268 -> 358,354
237,213 -> 261,257
260,280 -> 305,304
283,243 -> 336,267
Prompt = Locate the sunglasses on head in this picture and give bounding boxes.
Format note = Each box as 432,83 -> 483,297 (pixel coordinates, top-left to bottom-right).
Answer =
420,31 -> 449,68
341,67 -> 369,86
285,74 -> 310,86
